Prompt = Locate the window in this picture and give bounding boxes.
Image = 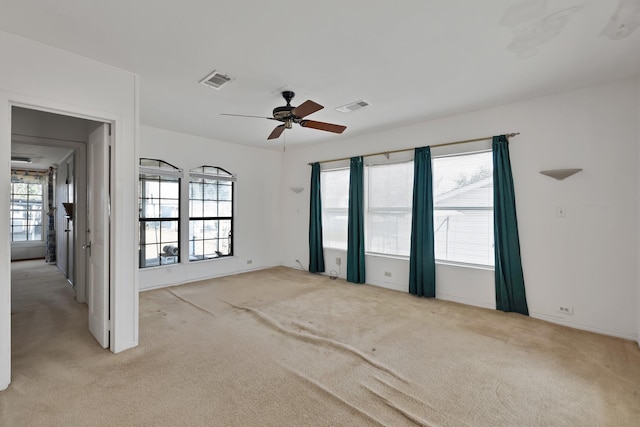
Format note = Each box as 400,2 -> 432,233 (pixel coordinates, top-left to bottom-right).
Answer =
10,181 -> 44,242
321,168 -> 349,250
189,166 -> 234,261
139,159 -> 181,268
366,161 -> 413,256
432,151 -> 494,267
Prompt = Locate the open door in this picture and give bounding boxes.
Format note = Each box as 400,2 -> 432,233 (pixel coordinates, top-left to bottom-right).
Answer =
86,123 -> 110,348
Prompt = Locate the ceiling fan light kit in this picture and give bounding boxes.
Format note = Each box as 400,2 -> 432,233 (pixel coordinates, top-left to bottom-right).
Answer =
222,91 -> 347,140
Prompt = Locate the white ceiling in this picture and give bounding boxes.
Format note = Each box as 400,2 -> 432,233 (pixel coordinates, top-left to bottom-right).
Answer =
1,0 -> 639,150
11,143 -> 72,171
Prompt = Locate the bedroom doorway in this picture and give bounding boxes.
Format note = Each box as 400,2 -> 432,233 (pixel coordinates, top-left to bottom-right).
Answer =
9,106 -> 111,349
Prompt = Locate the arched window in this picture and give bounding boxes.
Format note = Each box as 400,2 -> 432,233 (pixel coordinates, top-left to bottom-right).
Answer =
139,158 -> 181,268
188,166 -> 235,261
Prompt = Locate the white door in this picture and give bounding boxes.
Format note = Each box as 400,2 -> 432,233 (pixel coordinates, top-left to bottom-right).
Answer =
86,124 -> 110,348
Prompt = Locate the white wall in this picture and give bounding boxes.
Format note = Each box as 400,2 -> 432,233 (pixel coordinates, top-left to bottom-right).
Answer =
56,152 -> 75,282
637,81 -> 640,347
10,243 -> 45,261
138,126 -> 283,290
12,106 -> 91,142
282,77 -> 640,341
0,31 -> 139,390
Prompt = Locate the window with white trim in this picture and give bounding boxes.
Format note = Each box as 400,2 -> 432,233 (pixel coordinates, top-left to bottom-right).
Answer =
320,168 -> 349,250
365,161 -> 413,256
139,159 -> 181,268
10,181 -> 44,242
432,151 -> 494,267
189,166 -> 234,261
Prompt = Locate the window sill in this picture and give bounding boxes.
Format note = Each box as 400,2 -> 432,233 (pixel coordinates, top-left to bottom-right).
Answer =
435,260 -> 494,271
140,255 -> 236,269
189,255 -> 234,263
323,247 -> 347,252
365,252 -> 409,261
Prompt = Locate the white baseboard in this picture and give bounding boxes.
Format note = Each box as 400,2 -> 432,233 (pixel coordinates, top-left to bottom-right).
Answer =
530,312 -> 638,342
139,265 -> 275,292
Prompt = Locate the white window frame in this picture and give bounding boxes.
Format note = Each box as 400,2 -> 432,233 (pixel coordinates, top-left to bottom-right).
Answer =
432,149 -> 494,269
364,159 -> 414,258
188,166 -> 236,262
138,159 -> 182,269
10,181 -> 45,243
320,167 -> 350,251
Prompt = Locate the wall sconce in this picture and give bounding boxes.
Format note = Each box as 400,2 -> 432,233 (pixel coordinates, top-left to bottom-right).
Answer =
539,168 -> 582,181
62,202 -> 74,218
290,187 -> 304,193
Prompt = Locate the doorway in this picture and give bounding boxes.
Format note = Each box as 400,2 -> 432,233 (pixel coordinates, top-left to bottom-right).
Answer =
10,106 -> 111,349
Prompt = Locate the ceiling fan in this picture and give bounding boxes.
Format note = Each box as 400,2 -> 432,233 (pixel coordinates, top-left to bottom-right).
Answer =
221,91 -> 347,140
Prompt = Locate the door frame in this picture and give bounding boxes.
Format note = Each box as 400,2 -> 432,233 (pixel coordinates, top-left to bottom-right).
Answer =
1,94 -> 126,390
10,133 -> 88,302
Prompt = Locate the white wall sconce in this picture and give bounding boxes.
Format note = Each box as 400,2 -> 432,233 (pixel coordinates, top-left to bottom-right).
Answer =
539,168 -> 583,180
290,186 -> 304,193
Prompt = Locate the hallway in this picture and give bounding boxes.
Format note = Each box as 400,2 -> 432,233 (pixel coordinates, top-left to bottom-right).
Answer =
10,260 -> 97,382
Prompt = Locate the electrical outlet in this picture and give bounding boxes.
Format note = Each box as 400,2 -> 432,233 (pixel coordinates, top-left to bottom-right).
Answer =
336,257 -> 341,266
384,271 -> 392,277
556,305 -> 574,315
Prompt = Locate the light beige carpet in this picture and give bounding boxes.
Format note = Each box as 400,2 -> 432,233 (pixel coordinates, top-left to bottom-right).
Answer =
2,260 -> 640,426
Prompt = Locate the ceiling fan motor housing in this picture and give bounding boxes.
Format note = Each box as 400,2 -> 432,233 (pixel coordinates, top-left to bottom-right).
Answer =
273,105 -> 295,120
273,90 -> 296,122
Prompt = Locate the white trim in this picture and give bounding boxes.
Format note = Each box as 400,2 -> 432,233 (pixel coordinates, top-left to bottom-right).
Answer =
530,312 -> 638,342
435,259 -> 494,271
139,165 -> 183,178
188,171 -> 237,182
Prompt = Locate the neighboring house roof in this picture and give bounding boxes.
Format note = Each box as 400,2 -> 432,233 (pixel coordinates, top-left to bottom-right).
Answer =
434,176 -> 492,208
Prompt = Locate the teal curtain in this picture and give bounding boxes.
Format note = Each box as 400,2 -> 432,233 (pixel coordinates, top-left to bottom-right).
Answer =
347,156 -> 365,283
308,162 -> 325,273
493,135 -> 529,315
409,147 -> 435,297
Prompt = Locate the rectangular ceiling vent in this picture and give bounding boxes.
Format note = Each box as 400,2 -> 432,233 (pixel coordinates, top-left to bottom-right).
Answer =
336,100 -> 370,113
199,70 -> 233,90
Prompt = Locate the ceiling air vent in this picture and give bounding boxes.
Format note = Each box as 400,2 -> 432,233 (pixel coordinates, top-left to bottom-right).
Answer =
199,70 -> 233,90
336,100 -> 370,113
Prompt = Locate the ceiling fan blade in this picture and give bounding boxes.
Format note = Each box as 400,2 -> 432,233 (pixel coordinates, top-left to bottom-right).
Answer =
300,120 -> 346,134
292,100 -> 323,118
268,125 -> 286,140
221,113 -> 277,121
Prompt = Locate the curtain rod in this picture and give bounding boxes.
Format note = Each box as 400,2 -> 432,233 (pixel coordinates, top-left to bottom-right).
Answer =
308,132 -> 520,165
